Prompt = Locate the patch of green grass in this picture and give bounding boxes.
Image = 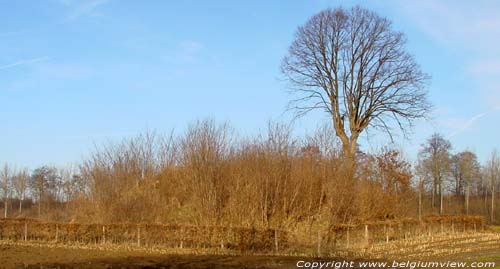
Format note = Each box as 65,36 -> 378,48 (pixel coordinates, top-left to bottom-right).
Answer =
488,225 -> 500,233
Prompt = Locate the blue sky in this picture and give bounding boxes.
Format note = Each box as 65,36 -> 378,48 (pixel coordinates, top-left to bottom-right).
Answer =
1,0 -> 499,168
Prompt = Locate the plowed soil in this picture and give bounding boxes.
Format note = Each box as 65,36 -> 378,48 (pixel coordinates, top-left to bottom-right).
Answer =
0,243 -> 301,269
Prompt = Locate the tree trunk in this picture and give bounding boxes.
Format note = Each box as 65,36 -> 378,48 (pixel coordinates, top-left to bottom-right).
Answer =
340,136 -> 358,181
439,183 -> 443,215
418,187 -> 422,221
431,188 -> 435,210
4,199 -> 7,218
440,194 -> 443,215
484,188 -> 488,216
492,185 -> 495,223
439,182 -> 443,215
465,185 -> 470,215
38,198 -> 41,218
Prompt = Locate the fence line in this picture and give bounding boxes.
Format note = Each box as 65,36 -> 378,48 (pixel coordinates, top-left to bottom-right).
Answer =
287,215 -> 485,256
0,215 -> 485,256
0,219 -> 287,252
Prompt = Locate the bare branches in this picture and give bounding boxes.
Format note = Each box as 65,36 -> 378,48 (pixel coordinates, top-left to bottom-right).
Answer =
417,133 -> 452,214
281,6 -> 430,158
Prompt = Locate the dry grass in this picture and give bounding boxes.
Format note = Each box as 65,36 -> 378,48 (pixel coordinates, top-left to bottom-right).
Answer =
0,227 -> 499,268
324,232 -> 500,259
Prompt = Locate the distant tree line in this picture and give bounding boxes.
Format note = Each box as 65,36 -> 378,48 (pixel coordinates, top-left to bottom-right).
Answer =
416,133 -> 500,221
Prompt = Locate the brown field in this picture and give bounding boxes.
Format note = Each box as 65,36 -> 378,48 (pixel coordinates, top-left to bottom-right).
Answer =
0,242 -> 300,269
2,231 -> 500,269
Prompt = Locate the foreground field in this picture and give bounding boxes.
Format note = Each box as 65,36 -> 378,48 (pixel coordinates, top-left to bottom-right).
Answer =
1,232 -> 500,269
0,242 -> 302,269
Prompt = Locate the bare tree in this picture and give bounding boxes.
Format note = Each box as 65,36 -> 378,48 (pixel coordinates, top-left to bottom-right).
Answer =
485,150 -> 500,222
415,158 -> 435,219
452,150 -> 480,214
450,154 -> 464,197
281,6 -> 430,167
30,166 -> 58,218
0,164 -> 13,218
418,133 -> 451,215
416,173 -> 425,221
12,168 -> 29,214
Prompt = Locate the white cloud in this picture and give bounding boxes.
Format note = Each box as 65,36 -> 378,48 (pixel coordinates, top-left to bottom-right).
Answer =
6,61 -> 94,91
0,30 -> 30,37
391,0 -> 500,52
180,41 -> 204,52
56,0 -> 111,20
389,1 -> 500,119
467,58 -> 500,108
0,57 -> 49,70
34,62 -> 94,79
163,41 -> 205,64
179,41 -> 204,62
468,59 -> 500,77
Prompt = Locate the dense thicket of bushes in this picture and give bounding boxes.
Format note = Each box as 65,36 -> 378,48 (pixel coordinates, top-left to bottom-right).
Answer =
1,119 -> 498,233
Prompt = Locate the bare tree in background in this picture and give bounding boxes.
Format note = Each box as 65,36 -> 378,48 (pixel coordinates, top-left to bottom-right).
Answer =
415,159 -> 430,220
451,154 -> 464,197
281,6 -> 430,169
418,133 -> 451,215
485,150 -> 500,222
30,166 -> 58,218
0,164 -> 13,218
452,150 -> 480,215
12,168 -> 29,214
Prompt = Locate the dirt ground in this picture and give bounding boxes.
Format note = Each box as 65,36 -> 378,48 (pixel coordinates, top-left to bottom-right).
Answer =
0,243 -> 304,269
1,240 -> 500,269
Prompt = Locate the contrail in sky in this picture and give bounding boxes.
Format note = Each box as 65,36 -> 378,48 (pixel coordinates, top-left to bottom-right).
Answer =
447,106 -> 500,139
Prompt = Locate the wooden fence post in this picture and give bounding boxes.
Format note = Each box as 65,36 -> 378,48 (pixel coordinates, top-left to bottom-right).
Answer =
180,226 -> 184,249
346,228 -> 350,248
274,229 -> 279,252
102,226 -> 106,244
317,230 -> 321,257
220,227 -> 225,250
364,225 -> 369,245
137,226 -> 141,247
385,225 -> 389,243
24,222 -> 27,241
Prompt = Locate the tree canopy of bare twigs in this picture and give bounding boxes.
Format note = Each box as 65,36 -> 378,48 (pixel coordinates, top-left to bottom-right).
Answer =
417,133 -> 451,215
281,6 -> 430,163
485,150 -> 500,222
